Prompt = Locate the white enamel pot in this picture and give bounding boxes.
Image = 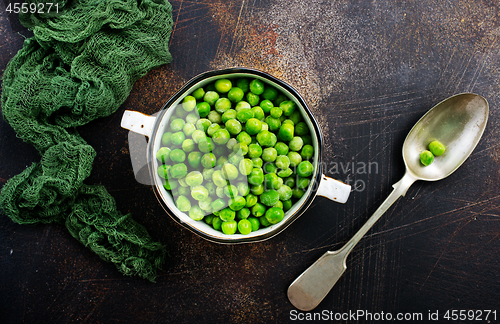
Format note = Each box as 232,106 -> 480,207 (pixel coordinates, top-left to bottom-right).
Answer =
121,67 -> 350,244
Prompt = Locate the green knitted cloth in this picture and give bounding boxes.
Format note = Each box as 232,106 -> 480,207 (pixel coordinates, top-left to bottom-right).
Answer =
0,0 -> 173,282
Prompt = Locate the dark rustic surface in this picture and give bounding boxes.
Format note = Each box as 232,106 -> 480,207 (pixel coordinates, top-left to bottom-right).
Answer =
1,1 -> 499,323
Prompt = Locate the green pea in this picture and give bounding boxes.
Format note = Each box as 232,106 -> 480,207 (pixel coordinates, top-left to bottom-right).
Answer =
273,93 -> 287,107
300,144 -> 314,160
191,185 -> 209,201
274,142 -> 289,156
280,100 -> 296,116
196,118 -> 211,132
216,186 -> 226,198
192,87 -> 205,100
264,173 -> 283,190
248,144 -> 263,159
297,177 -> 310,190
252,106 -> 265,120
237,219 -> 252,235
226,138 -> 238,151
277,167 -> 293,178
228,87 -> 244,103
263,162 -> 278,174
282,119 -> 294,126
252,157 -> 263,168
245,118 -> 263,135
236,78 -> 250,92
222,163 -> 239,180
236,131 -> 252,146
289,110 -> 302,125
250,183 -> 265,195
199,197 -> 213,211
170,149 -> 186,163
215,97 -> 232,114
265,116 -> 281,132
182,139 -> 195,152
297,160 -> 314,177
221,220 -> 238,235
237,208 -> 251,220
202,168 -> 215,181
191,130 -> 205,144
248,168 -> 264,185
207,110 -> 222,124
170,163 -> 188,179
428,140 -> 446,156
201,153 -> 217,168
292,188 -> 305,199
260,99 -> 274,114
237,182 -> 250,196
204,214 -> 214,225
260,189 -> 280,206
278,124 -> 294,142
420,150 -> 434,166
212,216 -> 223,231
239,158 -> 254,175
248,217 -> 260,231
251,203 -> 267,217
162,132 -> 173,146
295,122 -> 309,136
212,170 -> 228,187
176,195 -> 191,212
249,79 -> 265,95
171,131 -> 185,146
185,171 -> 204,186
236,108 -> 254,123
170,118 -> 185,132
182,95 -> 197,112
277,185 -> 293,201
198,137 -> 214,153
282,199 -> 292,211
284,176 -> 295,188
246,92 -> 260,106
265,207 -> 284,225
219,207 -> 236,221
256,130 -> 276,147
245,193 -> 258,208
212,129 -> 231,145
157,164 -> 171,179
196,101 -> 211,118
262,147 -> 278,162
225,119 -> 242,136
275,155 -> 290,169
214,78 -> 232,93
289,136 -> 304,152
220,109 -> 235,124
156,147 -> 171,164
204,90 -> 220,106
287,151 -> 302,167
261,86 -> 278,101
270,107 -> 283,118
229,196 -> 246,211
206,123 -> 221,137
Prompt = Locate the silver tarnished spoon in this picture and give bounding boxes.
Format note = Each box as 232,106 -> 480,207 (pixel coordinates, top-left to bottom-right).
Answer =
288,93 -> 489,311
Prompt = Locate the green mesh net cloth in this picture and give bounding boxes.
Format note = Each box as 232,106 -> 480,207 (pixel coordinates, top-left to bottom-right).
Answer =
0,0 -> 173,282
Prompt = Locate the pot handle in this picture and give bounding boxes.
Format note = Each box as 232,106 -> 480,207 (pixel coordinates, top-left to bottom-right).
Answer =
316,174 -> 351,204
121,110 -> 158,185
121,110 -> 157,138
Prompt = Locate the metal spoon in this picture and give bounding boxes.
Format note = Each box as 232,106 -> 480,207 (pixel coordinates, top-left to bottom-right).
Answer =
287,93 -> 489,311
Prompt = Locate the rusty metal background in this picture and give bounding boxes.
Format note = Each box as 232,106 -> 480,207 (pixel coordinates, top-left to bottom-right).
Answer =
1,0 -> 499,323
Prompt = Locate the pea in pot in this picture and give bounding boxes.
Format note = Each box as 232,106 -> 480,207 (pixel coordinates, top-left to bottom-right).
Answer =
121,68 -> 351,244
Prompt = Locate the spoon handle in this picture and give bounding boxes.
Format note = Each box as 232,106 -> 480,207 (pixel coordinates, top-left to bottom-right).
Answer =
287,171 -> 417,311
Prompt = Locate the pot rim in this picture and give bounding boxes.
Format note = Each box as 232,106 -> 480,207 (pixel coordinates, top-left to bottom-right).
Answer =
148,67 -> 324,244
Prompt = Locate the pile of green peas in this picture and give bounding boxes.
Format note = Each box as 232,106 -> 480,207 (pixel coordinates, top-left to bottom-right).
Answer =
156,76 -> 315,235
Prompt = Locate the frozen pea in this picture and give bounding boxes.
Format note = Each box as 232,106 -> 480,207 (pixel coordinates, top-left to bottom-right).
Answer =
170,131 -> 185,146
162,132 -> 173,146
201,153 -> 217,168
429,140 -> 446,156
219,207 -> 236,222
196,102 -> 211,118
237,219 -> 252,235
157,164 -> 171,179
420,150 -> 434,166
156,147 -> 171,163
222,109 -> 237,123
277,168 -> 293,178
235,101 -> 251,112
246,92 -> 260,106
212,216 -> 222,231
236,108 -> 254,123
226,138 -> 238,151
250,79 -> 265,95
260,189 -> 280,206
229,196 -> 246,211
207,123 -> 221,137
236,78 -> 250,93
245,193 -> 258,208
170,163 -> 188,179
192,87 -> 205,100
300,144 -> 314,160
181,139 -> 195,152
192,129 -> 206,144
239,158 -> 254,176
207,110 -> 222,124
275,155 -> 290,169
211,198 -> 227,212
222,163 -> 239,180
191,186 -> 209,201
263,162 -> 278,174
250,183 -> 265,195
287,151 -> 302,167
196,118 -> 211,132
262,147 -> 278,162
185,171 -> 204,187
274,142 -> 289,156
228,87 -> 244,103
182,95 -> 196,112
237,208 -> 251,220
221,220 -> 238,235
280,100 -> 296,116
212,170 -> 228,187
252,157 -> 263,168
248,144 -> 263,159
289,137 -> 304,152
251,203 -> 267,217
215,97 -> 232,114
225,119 -> 242,136
176,195 -> 191,212
252,106 -> 265,120
215,78 -> 232,93
297,161 -> 314,177
260,99 -> 273,114
170,118 -> 185,132
237,182 -> 250,196
204,91 -> 220,106
265,207 -> 284,225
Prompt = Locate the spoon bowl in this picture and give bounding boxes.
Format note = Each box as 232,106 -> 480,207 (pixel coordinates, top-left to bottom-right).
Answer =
404,93 -> 489,181
287,93 -> 489,311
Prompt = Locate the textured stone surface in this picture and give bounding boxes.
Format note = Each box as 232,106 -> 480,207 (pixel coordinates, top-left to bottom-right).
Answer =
1,0 -> 499,323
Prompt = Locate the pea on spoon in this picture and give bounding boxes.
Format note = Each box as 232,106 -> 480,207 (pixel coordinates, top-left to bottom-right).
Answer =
288,93 -> 489,311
